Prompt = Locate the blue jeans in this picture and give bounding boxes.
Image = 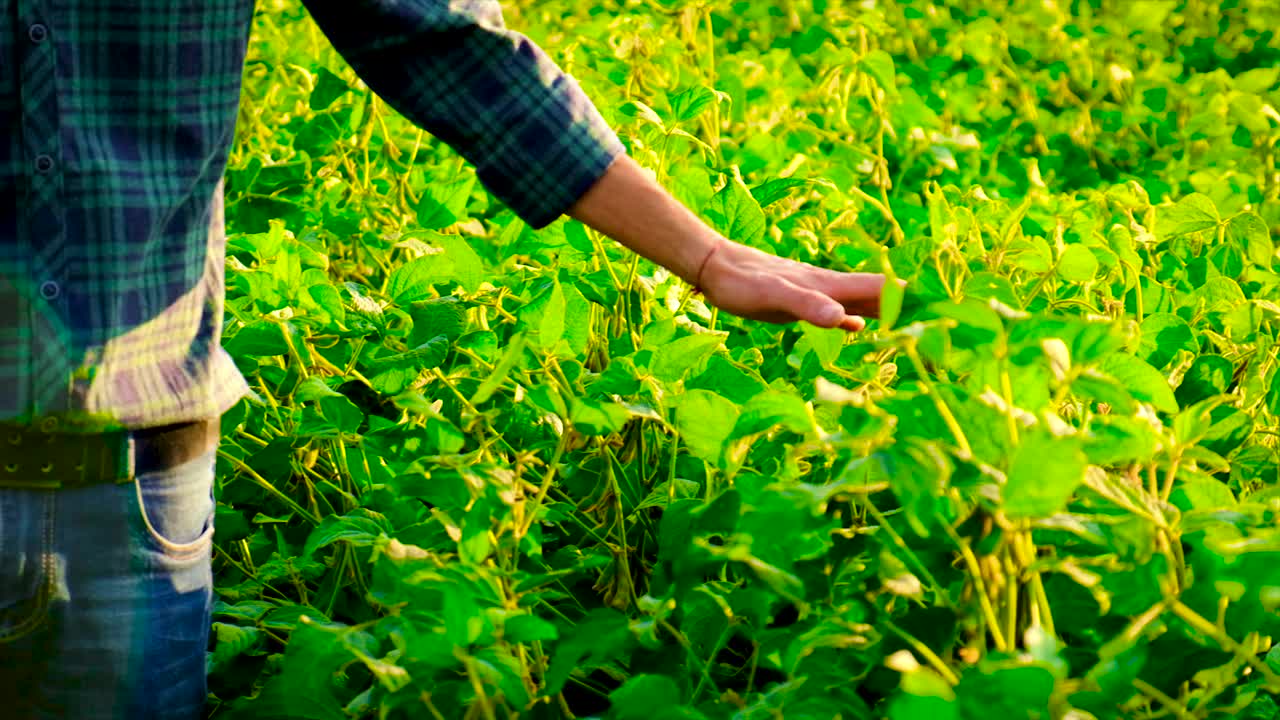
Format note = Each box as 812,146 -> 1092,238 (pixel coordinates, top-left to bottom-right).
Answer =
0,445 -> 217,719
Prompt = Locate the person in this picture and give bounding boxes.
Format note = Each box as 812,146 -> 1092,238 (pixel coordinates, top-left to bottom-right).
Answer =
0,1 -> 888,718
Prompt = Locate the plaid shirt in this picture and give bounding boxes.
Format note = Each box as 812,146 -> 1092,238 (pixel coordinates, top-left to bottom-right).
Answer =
0,0 -> 623,432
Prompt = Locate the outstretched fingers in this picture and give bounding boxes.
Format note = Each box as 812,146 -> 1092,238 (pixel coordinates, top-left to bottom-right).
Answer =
772,279 -> 865,330
808,269 -> 888,318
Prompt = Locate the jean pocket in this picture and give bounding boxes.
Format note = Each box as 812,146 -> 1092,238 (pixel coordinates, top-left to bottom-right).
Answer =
132,446 -> 217,559
0,490 -> 55,642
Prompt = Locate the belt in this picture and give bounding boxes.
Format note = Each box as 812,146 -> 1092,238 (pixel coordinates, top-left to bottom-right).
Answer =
0,417 -> 221,490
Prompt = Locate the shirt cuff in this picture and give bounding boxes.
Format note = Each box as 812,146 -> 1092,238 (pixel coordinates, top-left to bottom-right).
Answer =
473,75 -> 627,229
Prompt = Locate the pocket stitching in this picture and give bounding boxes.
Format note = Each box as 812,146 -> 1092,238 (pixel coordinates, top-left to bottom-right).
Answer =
132,453 -> 216,558
0,492 -> 55,642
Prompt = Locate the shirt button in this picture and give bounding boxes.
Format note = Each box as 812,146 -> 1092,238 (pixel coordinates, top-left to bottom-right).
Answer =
39,281 -> 60,301
34,155 -> 54,174
28,24 -> 48,43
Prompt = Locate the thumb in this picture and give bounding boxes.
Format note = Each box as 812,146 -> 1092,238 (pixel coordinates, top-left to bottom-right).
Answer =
779,283 -> 850,329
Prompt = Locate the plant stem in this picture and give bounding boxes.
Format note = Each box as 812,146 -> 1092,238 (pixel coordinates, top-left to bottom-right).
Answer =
884,620 -> 961,685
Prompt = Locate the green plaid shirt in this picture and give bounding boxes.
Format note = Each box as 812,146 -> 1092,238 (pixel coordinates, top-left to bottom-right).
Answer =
0,0 -> 623,431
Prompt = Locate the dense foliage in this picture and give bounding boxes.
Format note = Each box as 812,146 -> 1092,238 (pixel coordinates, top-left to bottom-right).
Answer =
207,0 -> 1280,718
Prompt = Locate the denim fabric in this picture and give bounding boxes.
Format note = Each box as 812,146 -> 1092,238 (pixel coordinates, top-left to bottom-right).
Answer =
0,444 -> 217,719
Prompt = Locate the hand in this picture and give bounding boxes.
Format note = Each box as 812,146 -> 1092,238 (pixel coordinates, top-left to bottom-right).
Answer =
566,155 -> 891,332
695,239 -> 888,332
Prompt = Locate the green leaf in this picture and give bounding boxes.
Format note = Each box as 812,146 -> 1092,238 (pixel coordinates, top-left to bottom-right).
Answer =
460,501 -> 493,565
344,281 -> 383,318
1083,416 -> 1159,465
427,415 -> 466,454
1187,276 -> 1246,312
1173,396 -> 1231,446
241,620 -> 349,720
713,170 -> 766,247
879,270 -> 905,331
618,99 -> 666,129
634,478 -> 702,512
303,509 -> 390,557
1057,244 -> 1100,283
878,440 -> 952,539
650,332 -> 725,383
386,233 -> 484,301
443,588 -> 485,646
210,623 -> 263,673
1097,354 -> 1178,413
932,298 -> 1002,349
674,390 -> 741,466
1004,431 -> 1088,518
669,85 -> 717,123
608,674 -> 683,719
1138,314 -> 1198,369
1228,212 -> 1274,270
226,320 -> 289,357
790,25 -> 834,55
559,282 -> 593,358
957,665 -> 1055,720
1072,370 -> 1137,414
889,694 -> 959,720
503,614 -> 559,643
232,219 -> 287,260
1008,236 -> 1054,273
860,50 -> 897,95
1175,355 -> 1234,407
317,394 -> 364,435
751,177 -> 821,208
294,376 -> 343,402
472,333 -> 526,404
731,391 -> 812,439
1202,408 -> 1252,459
408,297 -> 468,347
309,67 -> 351,111
544,609 -> 633,696
385,258 -> 441,305
1267,645 -> 1280,675
800,322 -> 846,366
366,336 -> 449,373
1156,193 -> 1221,239
414,174 -> 476,230
570,397 -> 631,435
306,284 -> 346,326
1170,472 -> 1237,512
523,280 -> 567,352
963,272 -> 1021,308
564,220 -> 595,253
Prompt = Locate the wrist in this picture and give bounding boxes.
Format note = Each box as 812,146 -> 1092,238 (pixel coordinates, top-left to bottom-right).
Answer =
691,236 -> 726,291
568,155 -> 726,285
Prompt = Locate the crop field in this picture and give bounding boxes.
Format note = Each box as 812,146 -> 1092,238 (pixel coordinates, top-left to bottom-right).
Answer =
207,0 -> 1280,718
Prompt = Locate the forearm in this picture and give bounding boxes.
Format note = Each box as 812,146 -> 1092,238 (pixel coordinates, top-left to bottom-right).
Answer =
568,154 -> 723,285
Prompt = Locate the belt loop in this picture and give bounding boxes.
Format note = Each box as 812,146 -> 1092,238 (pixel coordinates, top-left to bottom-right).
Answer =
77,443 -> 90,486
125,433 -> 137,481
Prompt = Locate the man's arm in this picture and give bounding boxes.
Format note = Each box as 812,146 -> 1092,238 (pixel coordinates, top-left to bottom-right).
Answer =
302,0 -> 885,330
568,155 -> 886,331
300,0 -> 623,229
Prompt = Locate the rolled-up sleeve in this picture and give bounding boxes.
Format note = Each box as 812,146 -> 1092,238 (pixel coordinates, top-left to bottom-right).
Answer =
301,0 -> 625,228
